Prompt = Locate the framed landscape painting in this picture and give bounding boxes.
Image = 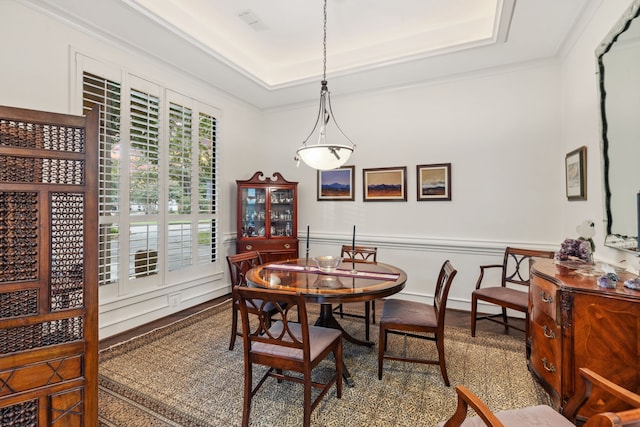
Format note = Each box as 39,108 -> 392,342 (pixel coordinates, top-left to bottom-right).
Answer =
566,146 -> 586,200
417,163 -> 451,201
363,166 -> 407,201
317,166 -> 355,201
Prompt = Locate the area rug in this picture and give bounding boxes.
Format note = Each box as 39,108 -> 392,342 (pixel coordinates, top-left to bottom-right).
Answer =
98,300 -> 550,427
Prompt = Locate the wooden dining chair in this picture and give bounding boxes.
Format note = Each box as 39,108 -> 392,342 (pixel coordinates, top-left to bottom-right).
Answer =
235,286 -> 342,427
378,260 -> 457,385
437,367 -> 640,426
471,247 -> 555,337
227,251 -> 279,350
333,244 -> 378,341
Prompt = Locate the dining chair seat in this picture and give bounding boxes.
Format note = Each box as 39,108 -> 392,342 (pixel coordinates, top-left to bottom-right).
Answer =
380,299 -> 438,329
436,404 -> 571,427
252,321 -> 342,361
472,287 -> 527,310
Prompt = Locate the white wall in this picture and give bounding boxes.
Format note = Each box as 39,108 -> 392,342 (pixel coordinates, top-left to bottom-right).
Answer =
559,0 -> 638,267
2,0 -> 636,338
1,1 -> 263,338
259,61 -> 565,308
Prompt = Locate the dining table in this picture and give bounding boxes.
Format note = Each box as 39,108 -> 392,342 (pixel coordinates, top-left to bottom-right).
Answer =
244,257 -> 407,386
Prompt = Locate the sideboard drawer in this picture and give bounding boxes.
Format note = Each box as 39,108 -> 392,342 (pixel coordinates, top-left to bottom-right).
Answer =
529,312 -> 562,392
531,275 -> 558,321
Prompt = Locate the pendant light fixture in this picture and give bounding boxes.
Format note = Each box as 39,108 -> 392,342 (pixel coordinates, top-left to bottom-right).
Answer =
294,0 -> 356,171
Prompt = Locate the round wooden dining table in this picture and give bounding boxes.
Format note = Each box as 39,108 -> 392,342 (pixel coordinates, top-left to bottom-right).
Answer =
245,258 -> 407,386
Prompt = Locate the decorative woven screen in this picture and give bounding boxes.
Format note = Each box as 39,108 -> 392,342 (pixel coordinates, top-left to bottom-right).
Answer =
0,106 -> 98,426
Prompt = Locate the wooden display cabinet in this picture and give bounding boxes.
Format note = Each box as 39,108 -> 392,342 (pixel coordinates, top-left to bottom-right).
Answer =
236,171 -> 298,262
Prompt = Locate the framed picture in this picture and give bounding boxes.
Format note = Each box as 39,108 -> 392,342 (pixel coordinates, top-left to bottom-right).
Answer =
317,166 -> 355,201
363,166 -> 407,201
565,146 -> 587,200
417,163 -> 451,201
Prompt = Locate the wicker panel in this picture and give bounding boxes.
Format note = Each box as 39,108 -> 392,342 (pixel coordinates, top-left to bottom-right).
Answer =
0,156 -> 43,183
42,158 -> 84,185
0,400 -> 38,426
0,289 -> 38,318
0,156 -> 84,185
50,193 -> 84,311
0,316 -> 83,354
0,192 -> 38,283
0,119 -> 85,152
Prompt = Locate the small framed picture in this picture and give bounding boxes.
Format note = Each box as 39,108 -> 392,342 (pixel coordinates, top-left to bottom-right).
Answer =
363,167 -> 407,202
566,146 -> 587,200
317,166 -> 355,201
417,163 -> 451,201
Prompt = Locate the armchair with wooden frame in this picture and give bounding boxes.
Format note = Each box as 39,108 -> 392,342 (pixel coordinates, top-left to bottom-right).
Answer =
471,247 -> 555,337
437,367 -> 640,426
332,244 -> 378,341
235,286 -> 342,427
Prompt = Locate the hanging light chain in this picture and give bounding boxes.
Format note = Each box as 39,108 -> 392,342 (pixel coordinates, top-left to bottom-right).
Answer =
323,0 -> 327,81
294,0 -> 355,170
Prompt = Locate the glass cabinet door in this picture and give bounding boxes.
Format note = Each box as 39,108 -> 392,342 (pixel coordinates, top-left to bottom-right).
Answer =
240,187 -> 267,237
269,187 -> 294,237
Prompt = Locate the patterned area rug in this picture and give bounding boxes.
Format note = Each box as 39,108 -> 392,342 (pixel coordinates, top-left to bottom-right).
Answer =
98,300 -> 550,426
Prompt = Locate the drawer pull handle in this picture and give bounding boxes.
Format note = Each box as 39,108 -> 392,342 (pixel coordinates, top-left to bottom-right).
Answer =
541,358 -> 556,373
542,325 -> 555,339
284,244 -> 290,249
245,245 -> 253,250
540,291 -> 553,304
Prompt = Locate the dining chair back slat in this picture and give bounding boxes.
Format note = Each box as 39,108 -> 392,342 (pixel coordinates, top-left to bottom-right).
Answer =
333,245 -> 379,341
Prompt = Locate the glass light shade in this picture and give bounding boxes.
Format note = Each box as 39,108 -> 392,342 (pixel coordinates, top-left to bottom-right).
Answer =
296,144 -> 353,171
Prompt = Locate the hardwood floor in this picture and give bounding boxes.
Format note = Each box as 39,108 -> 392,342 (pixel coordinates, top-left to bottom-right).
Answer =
99,296 -> 525,350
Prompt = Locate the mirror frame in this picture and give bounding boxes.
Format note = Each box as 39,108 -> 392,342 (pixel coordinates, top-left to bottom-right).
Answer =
596,0 -> 640,253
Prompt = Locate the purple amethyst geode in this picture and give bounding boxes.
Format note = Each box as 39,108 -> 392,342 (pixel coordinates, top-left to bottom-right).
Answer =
555,238 -> 593,263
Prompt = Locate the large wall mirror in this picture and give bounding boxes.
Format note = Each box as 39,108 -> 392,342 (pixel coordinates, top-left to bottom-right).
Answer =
596,0 -> 640,253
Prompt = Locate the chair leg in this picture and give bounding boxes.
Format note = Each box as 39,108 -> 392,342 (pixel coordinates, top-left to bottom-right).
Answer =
335,343 -> 343,398
501,307 -> 509,333
436,332 -> 450,386
303,371 -> 312,427
378,324 -> 386,380
336,303 -> 344,318
371,300 -> 376,324
242,362 -> 252,427
364,302 -> 371,341
229,305 -> 238,350
470,295 -> 477,337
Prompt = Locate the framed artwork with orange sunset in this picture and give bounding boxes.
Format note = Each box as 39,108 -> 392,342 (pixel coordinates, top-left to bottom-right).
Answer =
363,166 -> 407,202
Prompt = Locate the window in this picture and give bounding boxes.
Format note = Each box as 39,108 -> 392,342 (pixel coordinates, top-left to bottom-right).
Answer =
81,66 -> 218,290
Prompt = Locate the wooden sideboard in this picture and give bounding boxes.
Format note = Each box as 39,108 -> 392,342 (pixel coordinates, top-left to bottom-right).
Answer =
527,258 -> 640,419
